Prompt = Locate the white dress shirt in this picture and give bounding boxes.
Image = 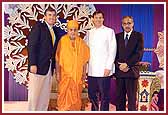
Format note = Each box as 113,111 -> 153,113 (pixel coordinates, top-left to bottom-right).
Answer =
45,21 -> 56,43
85,25 -> 117,77
124,30 -> 133,40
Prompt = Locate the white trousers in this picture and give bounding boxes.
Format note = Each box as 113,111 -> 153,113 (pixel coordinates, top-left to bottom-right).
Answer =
28,64 -> 52,111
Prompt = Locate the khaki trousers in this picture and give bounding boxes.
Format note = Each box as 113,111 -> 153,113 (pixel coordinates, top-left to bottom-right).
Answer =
28,64 -> 52,111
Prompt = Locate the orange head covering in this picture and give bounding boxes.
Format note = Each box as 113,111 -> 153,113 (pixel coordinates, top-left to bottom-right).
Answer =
67,20 -> 79,29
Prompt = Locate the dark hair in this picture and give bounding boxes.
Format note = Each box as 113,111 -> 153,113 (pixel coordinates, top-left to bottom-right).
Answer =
44,7 -> 56,16
122,16 -> 134,22
92,10 -> 104,18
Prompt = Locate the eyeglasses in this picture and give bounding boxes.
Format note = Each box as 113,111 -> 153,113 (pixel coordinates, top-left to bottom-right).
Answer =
122,22 -> 132,26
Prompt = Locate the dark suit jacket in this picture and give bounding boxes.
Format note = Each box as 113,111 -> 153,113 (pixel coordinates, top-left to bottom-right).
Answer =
115,31 -> 144,79
27,21 -> 62,75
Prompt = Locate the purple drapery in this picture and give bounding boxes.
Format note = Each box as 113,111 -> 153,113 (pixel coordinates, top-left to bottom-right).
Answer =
4,69 -> 28,101
4,69 -> 9,101
8,71 -> 28,101
152,4 -> 164,71
95,4 -> 122,33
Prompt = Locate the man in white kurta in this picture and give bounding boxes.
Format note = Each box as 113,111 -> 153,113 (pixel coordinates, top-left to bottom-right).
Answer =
85,10 -> 117,111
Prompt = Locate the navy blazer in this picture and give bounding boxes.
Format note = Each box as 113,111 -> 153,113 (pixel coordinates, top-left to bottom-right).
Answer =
115,31 -> 144,79
27,21 -> 62,75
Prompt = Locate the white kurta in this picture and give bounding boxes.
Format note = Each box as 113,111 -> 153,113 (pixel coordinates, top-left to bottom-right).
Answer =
85,25 -> 117,77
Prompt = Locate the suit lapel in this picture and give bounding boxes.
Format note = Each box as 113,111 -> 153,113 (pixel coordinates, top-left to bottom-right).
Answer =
53,27 -> 58,48
43,22 -> 54,48
120,32 -> 125,48
126,31 -> 135,48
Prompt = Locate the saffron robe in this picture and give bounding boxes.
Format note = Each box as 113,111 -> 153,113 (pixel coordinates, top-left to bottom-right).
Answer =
56,34 -> 90,111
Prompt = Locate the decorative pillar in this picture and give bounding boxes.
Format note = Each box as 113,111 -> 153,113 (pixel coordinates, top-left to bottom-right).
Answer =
138,71 -> 161,111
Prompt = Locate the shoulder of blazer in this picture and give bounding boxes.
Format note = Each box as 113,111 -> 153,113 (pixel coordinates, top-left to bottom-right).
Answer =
132,31 -> 143,36
116,32 -> 123,36
35,21 -> 50,30
30,21 -> 41,31
116,32 -> 124,40
31,21 -> 48,32
131,31 -> 143,40
35,21 -> 44,27
41,21 -> 49,29
28,21 -> 42,37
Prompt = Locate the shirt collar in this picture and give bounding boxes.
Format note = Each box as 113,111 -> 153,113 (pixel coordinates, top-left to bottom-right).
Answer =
94,25 -> 104,30
45,21 -> 53,30
124,29 -> 133,40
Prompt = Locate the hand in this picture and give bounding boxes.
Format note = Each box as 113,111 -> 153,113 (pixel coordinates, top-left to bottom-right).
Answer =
30,65 -> 37,74
121,67 -> 130,72
56,73 -> 61,82
118,62 -> 128,71
104,69 -> 110,77
82,74 -> 86,81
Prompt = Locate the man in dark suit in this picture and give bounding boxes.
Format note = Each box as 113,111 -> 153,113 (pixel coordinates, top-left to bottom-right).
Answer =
27,7 -> 60,111
115,16 -> 144,111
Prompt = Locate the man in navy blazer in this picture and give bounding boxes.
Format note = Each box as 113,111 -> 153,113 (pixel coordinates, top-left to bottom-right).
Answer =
27,7 -> 60,111
115,16 -> 144,111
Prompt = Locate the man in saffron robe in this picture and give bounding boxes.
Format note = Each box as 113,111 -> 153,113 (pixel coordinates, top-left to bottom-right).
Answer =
56,20 -> 90,111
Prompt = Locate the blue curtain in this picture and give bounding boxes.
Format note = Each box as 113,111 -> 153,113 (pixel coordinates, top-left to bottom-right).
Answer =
121,4 -> 154,70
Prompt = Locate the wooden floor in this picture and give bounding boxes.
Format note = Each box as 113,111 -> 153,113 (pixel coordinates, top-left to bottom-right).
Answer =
3,101 -> 116,112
